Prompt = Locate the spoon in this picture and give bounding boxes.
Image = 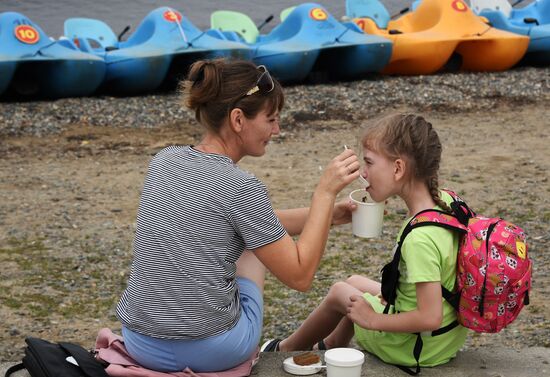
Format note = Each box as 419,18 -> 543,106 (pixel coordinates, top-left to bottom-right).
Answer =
358,174 -> 370,188
344,145 -> 370,188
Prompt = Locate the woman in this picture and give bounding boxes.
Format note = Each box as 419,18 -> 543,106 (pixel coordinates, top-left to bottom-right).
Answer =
115,58 -> 360,373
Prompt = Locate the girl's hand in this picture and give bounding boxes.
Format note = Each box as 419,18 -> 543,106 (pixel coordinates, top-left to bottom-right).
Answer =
331,199 -> 357,225
347,294 -> 377,329
317,149 -> 360,197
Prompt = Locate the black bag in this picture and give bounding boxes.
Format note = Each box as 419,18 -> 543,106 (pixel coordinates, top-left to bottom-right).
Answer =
5,337 -> 109,377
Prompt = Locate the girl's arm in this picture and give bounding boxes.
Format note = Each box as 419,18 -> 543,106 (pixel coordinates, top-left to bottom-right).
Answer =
254,149 -> 359,292
275,200 -> 356,236
347,281 -> 444,333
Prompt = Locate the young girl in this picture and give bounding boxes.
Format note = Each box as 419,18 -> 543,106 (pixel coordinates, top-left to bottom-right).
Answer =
115,59 -> 360,373
262,113 -> 469,370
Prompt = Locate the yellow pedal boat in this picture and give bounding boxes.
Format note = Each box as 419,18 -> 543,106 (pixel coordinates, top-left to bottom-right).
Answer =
352,0 -> 529,75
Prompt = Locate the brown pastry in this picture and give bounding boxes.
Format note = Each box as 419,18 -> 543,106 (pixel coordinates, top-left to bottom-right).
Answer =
293,351 -> 321,366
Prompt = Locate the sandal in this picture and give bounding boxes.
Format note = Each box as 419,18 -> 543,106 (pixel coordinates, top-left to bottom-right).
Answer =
260,339 -> 281,352
317,340 -> 327,350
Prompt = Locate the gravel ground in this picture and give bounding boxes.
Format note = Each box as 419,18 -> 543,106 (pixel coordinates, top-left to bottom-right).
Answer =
1,66 -> 547,138
0,66 -> 549,362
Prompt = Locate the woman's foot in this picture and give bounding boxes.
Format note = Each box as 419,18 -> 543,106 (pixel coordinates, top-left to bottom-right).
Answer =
312,339 -> 327,350
260,339 -> 281,352
318,340 -> 327,350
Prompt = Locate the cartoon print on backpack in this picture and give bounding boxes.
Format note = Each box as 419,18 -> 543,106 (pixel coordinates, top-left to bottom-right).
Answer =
492,271 -> 506,287
477,229 -> 488,240
498,303 -> 506,316
491,245 -> 501,259
466,272 -> 476,287
516,239 -> 527,259
472,237 -> 482,250
506,255 -> 518,269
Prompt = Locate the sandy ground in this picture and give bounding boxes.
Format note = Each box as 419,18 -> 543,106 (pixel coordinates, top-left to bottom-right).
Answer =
0,103 -> 549,360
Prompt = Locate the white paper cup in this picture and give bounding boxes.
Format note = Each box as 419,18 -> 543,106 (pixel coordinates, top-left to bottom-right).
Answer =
349,189 -> 384,238
324,348 -> 365,377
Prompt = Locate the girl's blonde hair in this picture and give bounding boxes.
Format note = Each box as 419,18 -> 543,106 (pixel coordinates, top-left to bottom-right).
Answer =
362,113 -> 451,212
181,58 -> 284,132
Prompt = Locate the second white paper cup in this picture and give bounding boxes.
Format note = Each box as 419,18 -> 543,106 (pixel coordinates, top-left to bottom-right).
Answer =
349,189 -> 384,238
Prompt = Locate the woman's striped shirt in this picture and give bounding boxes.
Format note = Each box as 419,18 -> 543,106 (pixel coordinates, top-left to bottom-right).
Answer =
116,146 -> 286,339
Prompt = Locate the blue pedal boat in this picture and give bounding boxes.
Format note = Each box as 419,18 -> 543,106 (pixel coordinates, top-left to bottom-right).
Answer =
65,7 -> 252,95
472,0 -> 550,66
0,12 -> 105,100
210,3 -> 392,83
64,16 -> 171,95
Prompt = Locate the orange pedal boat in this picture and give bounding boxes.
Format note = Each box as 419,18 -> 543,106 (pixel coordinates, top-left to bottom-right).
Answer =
352,0 -> 529,75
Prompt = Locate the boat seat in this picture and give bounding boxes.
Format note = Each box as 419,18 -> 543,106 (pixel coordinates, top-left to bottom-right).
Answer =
345,0 -> 391,28
210,10 -> 259,44
280,6 -> 296,22
64,18 -> 118,50
56,36 -> 78,50
512,0 -> 550,25
469,0 -> 512,18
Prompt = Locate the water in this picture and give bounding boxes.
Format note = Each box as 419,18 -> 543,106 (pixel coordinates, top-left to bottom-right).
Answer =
1,0 -> 411,38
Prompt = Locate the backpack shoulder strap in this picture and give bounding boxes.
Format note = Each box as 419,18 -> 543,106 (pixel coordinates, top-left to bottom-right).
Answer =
396,209 -> 468,308
409,209 -> 466,309
381,209 -> 466,312
4,363 -> 25,377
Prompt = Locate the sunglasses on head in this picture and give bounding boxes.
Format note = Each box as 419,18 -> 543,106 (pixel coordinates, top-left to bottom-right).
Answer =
244,65 -> 274,96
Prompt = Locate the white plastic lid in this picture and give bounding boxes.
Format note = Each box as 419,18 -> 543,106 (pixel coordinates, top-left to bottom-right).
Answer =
324,348 -> 365,367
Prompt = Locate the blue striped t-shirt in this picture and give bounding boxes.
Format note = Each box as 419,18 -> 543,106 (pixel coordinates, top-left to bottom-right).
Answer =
116,146 -> 286,339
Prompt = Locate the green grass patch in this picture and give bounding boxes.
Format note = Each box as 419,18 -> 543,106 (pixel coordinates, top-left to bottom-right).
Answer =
0,236 -> 127,323
0,237 -> 48,255
2,297 -> 23,309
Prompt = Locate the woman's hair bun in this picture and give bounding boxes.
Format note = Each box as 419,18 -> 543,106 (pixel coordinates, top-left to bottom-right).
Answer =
183,60 -> 223,109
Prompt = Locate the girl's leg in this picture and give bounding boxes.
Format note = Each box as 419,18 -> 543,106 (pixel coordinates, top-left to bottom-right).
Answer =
278,281 -> 363,351
346,274 -> 381,295
314,315 -> 355,350
236,250 -> 266,294
319,275 -> 381,349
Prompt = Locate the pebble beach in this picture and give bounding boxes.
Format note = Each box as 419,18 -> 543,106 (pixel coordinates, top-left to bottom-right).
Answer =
1,66 -> 547,138
0,66 -> 549,362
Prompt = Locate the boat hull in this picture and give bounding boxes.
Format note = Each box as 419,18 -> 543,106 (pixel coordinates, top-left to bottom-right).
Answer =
0,12 -> 105,100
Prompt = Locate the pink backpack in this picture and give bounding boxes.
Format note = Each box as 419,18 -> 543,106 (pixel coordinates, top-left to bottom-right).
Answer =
381,189 -> 531,333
